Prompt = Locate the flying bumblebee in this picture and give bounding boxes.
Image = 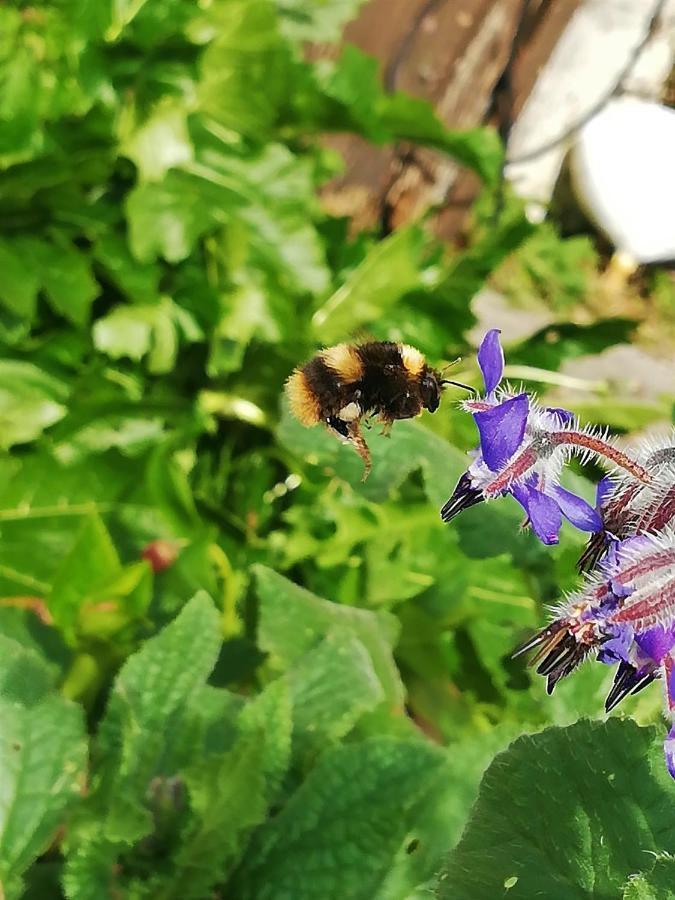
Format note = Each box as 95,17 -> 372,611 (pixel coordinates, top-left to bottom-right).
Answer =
285,341 -> 466,479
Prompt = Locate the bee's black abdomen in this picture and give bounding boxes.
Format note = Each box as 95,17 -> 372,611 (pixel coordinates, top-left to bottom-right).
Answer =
302,356 -> 348,419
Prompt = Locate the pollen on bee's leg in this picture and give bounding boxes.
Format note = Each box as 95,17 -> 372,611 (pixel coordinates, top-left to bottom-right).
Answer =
348,421 -> 372,481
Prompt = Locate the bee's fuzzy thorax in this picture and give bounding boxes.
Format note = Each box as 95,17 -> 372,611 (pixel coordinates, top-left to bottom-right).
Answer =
319,343 -> 364,383
399,343 -> 427,377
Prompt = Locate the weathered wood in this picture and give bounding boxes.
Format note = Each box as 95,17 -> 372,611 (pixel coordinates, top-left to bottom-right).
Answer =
319,0 -> 583,238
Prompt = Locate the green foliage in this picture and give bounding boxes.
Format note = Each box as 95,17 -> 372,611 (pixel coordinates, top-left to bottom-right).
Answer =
0,0 -> 672,897
438,720 -> 675,899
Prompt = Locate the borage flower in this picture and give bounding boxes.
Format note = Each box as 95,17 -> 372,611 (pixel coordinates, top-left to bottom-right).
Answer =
516,528 -> 675,778
579,432 -> 675,571
440,329 -> 645,544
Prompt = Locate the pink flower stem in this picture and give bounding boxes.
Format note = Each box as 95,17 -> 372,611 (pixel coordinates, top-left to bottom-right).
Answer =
551,432 -> 651,484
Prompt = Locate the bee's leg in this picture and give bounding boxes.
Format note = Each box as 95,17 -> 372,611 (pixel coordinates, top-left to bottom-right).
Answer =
378,419 -> 393,438
348,420 -> 372,481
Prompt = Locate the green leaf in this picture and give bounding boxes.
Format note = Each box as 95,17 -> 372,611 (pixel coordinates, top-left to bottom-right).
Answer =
312,46 -> 503,183
122,101 -> 193,182
0,633 -> 58,707
48,511 -> 121,638
276,0 -> 368,43
0,237 -> 40,320
508,319 -> 637,372
379,94 -> 503,185
126,173 -> 211,264
93,233 -> 161,304
18,237 -> 99,326
278,413 -> 466,506
311,226 -> 427,341
438,720 -> 675,900
0,361 -> 69,448
623,857 -> 675,899
0,695 -> 86,900
92,299 -> 179,373
287,630 -> 386,759
255,565 -> 404,707
197,0 -> 288,137
231,736 -> 448,900
161,681 -> 292,899
86,592 -> 221,839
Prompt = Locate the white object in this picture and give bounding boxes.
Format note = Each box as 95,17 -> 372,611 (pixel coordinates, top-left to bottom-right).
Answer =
506,0 -> 675,209
569,96 -> 675,264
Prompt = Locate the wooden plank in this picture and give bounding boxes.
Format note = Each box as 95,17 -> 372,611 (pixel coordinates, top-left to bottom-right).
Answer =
319,0 -> 583,238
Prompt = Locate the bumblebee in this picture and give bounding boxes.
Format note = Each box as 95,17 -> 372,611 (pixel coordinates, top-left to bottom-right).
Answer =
286,341 -> 463,478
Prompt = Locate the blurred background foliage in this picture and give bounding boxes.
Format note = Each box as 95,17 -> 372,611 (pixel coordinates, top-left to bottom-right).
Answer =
0,0 -> 674,898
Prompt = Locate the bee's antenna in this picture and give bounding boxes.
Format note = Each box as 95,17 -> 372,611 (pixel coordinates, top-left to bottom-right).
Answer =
440,379 -> 478,396
439,358 -> 477,396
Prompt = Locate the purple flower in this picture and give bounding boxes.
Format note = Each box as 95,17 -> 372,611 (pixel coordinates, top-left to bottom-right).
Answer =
441,330 -> 603,544
516,529 -> 675,778
579,435 -> 675,571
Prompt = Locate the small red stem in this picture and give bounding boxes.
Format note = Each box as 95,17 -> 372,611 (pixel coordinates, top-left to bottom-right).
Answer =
551,432 -> 650,484
484,447 -> 538,497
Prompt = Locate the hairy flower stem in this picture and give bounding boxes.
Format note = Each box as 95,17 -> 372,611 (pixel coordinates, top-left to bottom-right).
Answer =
484,431 -> 651,498
550,432 -> 651,484
484,447 -> 538,497
613,549 -> 675,586
609,581 -> 675,629
639,486 -> 675,533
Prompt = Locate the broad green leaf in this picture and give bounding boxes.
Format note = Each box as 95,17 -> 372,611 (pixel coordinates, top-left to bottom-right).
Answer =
231,737 -> 448,900
93,234 -> 161,304
0,633 -> 58,707
93,299 -> 179,373
379,93 -> 503,185
255,565 -> 404,707
122,101 -> 193,182
146,441 -> 201,535
47,512 -> 121,638
287,630 -> 386,759
197,0 -> 288,137
85,592 -> 221,840
0,238 -> 40,320
312,45 -> 503,183
155,681 -> 292,899
16,237 -> 99,326
126,173 -> 211,264
311,226 -> 428,341
0,361 -> 69,448
0,695 -> 86,900
438,720 -> 675,900
623,858 -> 675,899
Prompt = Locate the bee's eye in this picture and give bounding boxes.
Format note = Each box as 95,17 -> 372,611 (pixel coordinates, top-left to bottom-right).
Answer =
420,374 -> 441,412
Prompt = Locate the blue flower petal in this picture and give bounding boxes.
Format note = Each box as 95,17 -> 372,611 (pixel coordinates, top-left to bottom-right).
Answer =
546,406 -> 574,425
473,393 -> 528,472
595,476 -> 614,508
548,484 -> 602,533
664,727 -> 675,780
597,625 -> 633,665
636,624 -> 675,665
477,329 -> 504,394
512,482 -> 562,545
